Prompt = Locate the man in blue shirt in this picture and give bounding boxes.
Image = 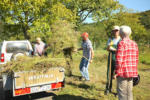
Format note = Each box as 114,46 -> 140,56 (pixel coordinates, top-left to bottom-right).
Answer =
77,32 -> 94,81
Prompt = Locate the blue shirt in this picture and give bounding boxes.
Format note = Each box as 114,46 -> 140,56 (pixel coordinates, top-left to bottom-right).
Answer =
82,39 -> 93,60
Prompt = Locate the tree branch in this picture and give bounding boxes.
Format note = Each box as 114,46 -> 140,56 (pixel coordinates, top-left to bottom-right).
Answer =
28,17 -> 34,23
80,10 -> 93,23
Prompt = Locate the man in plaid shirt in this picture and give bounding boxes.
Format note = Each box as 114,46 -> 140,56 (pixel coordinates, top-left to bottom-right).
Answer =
114,26 -> 138,100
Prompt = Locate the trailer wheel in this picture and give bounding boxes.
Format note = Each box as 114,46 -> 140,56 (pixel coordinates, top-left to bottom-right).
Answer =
0,78 -> 5,100
4,90 -> 13,100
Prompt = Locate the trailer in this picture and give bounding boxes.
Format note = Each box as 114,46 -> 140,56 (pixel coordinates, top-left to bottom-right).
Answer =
0,67 -> 65,99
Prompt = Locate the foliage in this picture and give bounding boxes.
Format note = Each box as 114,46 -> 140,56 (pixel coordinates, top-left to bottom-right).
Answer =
0,0 -> 75,39
50,2 -> 76,23
0,0 -> 46,39
139,10 -> 150,29
0,21 -> 4,41
102,9 -> 146,42
78,23 -> 107,49
0,0 -> 122,40
117,12 -> 146,42
28,2 -> 76,41
66,0 -> 120,24
139,10 -> 150,47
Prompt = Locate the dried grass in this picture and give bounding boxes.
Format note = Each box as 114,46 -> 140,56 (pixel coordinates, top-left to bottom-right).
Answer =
0,56 -> 66,73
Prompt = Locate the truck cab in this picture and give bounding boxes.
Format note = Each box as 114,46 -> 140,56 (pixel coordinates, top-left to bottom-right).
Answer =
0,40 -> 33,64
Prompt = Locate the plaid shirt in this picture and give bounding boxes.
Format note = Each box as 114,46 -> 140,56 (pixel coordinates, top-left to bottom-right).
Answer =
115,38 -> 138,78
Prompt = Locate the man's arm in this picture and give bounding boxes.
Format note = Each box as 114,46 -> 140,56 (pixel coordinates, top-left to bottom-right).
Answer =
107,46 -> 117,52
107,39 -> 116,52
90,48 -> 94,63
114,42 -> 124,79
78,48 -> 83,51
73,47 -> 83,52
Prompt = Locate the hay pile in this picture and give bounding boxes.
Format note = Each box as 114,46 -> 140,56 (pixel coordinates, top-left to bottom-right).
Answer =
0,56 -> 66,73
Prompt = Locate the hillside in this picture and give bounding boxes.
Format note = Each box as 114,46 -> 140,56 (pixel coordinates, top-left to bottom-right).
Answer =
139,10 -> 150,29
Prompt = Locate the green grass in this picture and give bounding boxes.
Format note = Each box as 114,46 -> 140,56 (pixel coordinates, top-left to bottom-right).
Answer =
53,49 -> 150,100
139,47 -> 150,65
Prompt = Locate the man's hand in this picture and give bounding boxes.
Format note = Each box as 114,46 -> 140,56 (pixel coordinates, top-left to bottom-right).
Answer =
73,48 -> 83,52
73,48 -> 78,52
113,74 -> 117,80
89,60 -> 93,63
109,46 -> 116,51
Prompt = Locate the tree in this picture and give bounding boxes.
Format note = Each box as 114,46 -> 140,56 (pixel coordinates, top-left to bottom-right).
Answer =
0,0 -> 75,39
63,0 -> 120,24
102,8 -> 146,43
0,0 -> 46,39
139,10 -> 150,47
79,23 -> 107,49
0,21 -> 4,41
139,10 -> 150,29
0,0 -> 123,41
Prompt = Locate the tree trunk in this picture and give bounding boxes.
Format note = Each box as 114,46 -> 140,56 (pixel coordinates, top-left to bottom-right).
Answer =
22,26 -> 30,39
148,40 -> 150,48
52,42 -> 56,57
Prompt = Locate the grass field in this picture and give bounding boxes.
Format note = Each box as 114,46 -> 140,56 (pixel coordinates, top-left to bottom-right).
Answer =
53,48 -> 150,100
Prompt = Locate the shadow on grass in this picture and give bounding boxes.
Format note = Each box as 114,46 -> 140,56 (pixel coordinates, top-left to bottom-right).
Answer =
141,61 -> 150,65
110,92 -> 118,97
69,74 -> 82,81
54,94 -> 96,100
67,81 -> 90,89
78,83 -> 91,89
140,68 -> 150,72
67,81 -> 104,93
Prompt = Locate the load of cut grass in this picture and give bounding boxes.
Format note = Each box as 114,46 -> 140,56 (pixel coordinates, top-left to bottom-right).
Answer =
0,56 -> 66,73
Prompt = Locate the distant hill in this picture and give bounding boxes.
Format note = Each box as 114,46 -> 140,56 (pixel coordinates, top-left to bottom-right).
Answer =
139,10 -> 150,29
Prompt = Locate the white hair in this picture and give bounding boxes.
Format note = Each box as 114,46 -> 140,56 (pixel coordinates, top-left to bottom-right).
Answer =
120,25 -> 132,37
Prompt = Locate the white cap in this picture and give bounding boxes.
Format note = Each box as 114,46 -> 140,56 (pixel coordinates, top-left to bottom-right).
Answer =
112,26 -> 120,31
36,37 -> 41,41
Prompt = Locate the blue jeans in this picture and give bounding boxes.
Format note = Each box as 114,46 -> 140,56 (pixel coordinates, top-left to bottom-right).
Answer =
79,57 -> 90,80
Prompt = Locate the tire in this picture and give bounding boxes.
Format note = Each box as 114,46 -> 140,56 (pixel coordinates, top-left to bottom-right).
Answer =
0,75 -> 13,100
0,78 -> 5,100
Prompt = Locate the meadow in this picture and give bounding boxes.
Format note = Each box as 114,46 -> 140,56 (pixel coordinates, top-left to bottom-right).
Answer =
53,48 -> 150,100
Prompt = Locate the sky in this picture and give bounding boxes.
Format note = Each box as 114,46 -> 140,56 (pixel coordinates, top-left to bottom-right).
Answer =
85,0 -> 150,23
119,0 -> 150,12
